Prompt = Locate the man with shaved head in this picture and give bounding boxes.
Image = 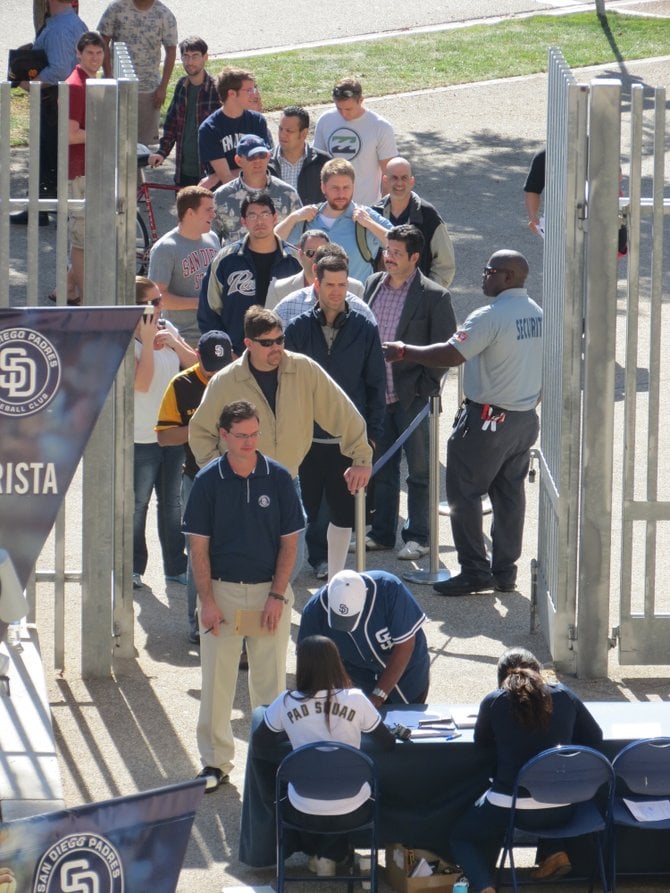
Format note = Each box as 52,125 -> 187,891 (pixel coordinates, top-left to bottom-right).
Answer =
383,250 -> 542,596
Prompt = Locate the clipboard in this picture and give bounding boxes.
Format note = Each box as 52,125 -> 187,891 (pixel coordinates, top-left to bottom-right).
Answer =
234,609 -> 271,636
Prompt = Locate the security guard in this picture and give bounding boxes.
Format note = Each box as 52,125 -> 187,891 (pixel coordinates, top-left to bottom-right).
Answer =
383,250 -> 542,596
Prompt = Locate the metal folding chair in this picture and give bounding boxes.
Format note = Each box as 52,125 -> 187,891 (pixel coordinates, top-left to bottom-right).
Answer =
275,741 -> 378,892
497,745 -> 614,892
611,736 -> 670,892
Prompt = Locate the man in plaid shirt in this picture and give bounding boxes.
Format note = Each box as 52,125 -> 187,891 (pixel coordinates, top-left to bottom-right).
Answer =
149,36 -> 219,187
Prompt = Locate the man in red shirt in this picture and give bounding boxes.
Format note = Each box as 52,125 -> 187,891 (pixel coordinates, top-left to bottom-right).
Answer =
50,30 -> 104,305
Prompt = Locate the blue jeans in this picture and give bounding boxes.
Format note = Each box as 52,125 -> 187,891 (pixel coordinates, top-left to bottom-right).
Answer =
133,442 -> 187,577
370,398 -> 429,548
182,474 -> 198,636
449,794 -> 572,891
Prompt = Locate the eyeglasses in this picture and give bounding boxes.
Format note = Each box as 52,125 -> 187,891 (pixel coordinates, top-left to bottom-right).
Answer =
252,335 -> 285,347
239,86 -> 258,94
333,87 -> 361,99
303,249 -> 318,258
227,430 -> 261,442
181,52 -> 203,61
483,266 -> 512,275
244,210 -> 273,221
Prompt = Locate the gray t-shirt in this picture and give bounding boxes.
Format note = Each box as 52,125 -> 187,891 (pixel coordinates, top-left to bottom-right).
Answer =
148,227 -> 219,344
449,287 -> 543,411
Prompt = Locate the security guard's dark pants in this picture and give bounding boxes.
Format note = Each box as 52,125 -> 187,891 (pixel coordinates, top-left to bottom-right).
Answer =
446,401 -> 539,584
39,85 -> 59,197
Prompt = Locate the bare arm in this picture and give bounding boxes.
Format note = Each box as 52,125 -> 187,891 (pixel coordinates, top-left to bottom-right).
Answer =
101,34 -> 113,79
261,532 -> 298,632
153,45 -> 176,108
200,157 -> 235,191
352,207 -> 389,245
524,191 -> 542,236
382,340 -> 465,369
157,425 -> 188,446
152,281 -> 199,312
370,637 -> 417,708
160,328 -> 198,368
274,205 -> 319,242
68,118 -> 85,145
190,534 -> 225,635
134,316 -> 159,392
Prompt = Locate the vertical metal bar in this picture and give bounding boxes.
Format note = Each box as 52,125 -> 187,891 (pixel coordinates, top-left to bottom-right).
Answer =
576,78 -> 621,678
0,84 -> 10,308
54,503 -> 66,671
354,490 -> 366,574
81,80 -> 120,676
54,82 -> 69,304
26,82 -> 41,306
619,85 -> 644,632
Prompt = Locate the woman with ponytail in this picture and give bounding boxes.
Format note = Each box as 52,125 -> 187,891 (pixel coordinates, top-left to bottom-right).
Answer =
448,647 -> 602,893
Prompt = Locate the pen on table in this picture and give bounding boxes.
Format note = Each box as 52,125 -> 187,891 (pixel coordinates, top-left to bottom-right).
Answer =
202,626 -> 214,635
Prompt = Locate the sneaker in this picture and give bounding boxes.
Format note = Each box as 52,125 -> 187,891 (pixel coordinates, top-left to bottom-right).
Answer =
348,535 -> 388,553
196,766 -> 229,793
132,573 -> 143,589
397,541 -> 430,560
308,855 -> 317,873
532,851 -> 572,880
433,573 -> 494,597
314,561 -> 328,580
314,856 -> 337,877
493,578 -> 517,592
165,572 -> 187,585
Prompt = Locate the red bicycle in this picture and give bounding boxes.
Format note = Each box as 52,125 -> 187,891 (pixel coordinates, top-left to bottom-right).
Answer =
136,145 -> 178,274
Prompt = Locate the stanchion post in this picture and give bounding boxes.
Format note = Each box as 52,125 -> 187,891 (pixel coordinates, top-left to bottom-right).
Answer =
404,394 -> 451,585
354,487 -> 367,573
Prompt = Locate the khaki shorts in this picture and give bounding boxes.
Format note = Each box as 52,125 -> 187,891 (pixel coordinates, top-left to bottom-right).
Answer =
68,175 -> 86,249
137,91 -> 160,146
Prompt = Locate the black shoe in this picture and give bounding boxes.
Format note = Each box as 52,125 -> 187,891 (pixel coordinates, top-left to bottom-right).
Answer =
494,579 -> 517,592
188,630 -> 200,645
433,573 -> 494,597
196,766 -> 229,793
10,210 -> 50,226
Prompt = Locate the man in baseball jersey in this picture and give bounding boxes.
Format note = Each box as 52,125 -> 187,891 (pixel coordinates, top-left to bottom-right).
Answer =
298,569 -> 429,706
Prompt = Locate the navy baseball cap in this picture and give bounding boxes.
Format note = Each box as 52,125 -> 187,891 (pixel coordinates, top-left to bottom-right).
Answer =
236,134 -> 270,159
197,331 -> 233,373
327,570 -> 366,632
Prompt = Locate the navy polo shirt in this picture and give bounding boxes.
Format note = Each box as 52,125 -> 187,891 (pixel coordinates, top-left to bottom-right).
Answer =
183,452 -> 304,582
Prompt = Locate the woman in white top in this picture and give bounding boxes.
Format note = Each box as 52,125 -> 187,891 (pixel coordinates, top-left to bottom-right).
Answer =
253,634 -> 394,874
133,276 -> 196,588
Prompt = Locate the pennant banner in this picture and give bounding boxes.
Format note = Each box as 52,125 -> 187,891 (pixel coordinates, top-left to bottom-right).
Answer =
0,307 -> 142,589
0,780 -> 204,893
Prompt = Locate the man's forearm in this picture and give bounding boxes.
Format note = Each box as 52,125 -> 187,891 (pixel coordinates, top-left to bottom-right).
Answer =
272,533 -> 299,596
375,637 -> 415,696
157,426 -> 189,447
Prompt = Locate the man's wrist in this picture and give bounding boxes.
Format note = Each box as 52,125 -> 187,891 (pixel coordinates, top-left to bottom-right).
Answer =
372,686 -> 388,702
268,591 -> 288,604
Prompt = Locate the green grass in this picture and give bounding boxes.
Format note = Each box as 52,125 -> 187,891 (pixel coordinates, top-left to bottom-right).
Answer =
8,11 -> 669,146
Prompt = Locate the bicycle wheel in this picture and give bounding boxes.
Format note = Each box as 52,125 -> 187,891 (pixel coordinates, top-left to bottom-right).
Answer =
136,212 -> 150,275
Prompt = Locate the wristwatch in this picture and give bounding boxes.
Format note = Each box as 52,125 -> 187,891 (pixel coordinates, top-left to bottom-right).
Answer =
371,686 -> 388,702
268,591 -> 288,604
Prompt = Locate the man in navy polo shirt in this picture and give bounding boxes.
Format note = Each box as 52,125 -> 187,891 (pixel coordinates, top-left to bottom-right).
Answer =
183,399 -> 304,791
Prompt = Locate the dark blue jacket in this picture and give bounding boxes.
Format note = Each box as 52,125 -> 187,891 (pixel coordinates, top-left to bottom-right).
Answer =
284,303 -> 386,444
198,236 -> 301,353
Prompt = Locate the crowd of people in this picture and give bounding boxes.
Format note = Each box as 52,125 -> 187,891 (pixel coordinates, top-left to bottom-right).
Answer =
13,3 -> 556,890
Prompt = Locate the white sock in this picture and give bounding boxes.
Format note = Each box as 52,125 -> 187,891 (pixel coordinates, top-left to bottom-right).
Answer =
327,523 -> 352,580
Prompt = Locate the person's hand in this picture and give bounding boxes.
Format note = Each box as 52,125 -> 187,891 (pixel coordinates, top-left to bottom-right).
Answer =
152,84 -> 167,108
382,341 -> 405,362
262,595 -> 284,633
148,153 -> 164,167
0,866 -> 17,892
138,311 -> 159,346
200,600 -> 225,636
297,204 -> 319,223
155,326 -> 181,352
528,217 -> 541,236
352,206 -> 373,228
343,464 -> 371,494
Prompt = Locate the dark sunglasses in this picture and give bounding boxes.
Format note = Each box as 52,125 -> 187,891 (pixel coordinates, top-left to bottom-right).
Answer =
332,87 -> 361,99
252,335 -> 285,347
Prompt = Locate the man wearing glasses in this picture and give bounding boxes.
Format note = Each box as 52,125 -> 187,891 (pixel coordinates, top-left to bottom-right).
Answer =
184,399 -> 304,792
189,305 -> 372,507
313,77 -> 397,206
197,192 -> 301,354
148,36 -> 220,188
198,67 -> 273,190
383,250 -> 542,597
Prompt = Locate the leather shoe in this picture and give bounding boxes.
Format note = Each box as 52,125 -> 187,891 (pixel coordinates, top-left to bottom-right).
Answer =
10,210 -> 50,226
433,573 -> 494,596
196,765 -> 228,793
532,851 -> 571,880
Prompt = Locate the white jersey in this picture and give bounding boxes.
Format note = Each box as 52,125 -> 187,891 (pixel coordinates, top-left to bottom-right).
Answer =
264,687 -> 382,815
313,108 -> 397,206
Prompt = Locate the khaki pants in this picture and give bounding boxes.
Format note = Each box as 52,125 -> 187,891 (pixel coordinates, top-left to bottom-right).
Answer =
197,580 -> 293,774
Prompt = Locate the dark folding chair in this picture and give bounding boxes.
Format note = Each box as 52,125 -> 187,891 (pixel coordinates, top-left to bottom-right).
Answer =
497,745 -> 614,893
611,736 -> 670,892
275,741 -> 378,892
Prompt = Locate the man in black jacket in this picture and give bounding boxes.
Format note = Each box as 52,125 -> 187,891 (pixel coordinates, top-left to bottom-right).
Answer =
268,106 -> 330,205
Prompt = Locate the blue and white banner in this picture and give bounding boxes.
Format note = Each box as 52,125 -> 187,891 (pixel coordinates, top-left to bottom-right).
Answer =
0,780 -> 204,892
0,307 -> 142,588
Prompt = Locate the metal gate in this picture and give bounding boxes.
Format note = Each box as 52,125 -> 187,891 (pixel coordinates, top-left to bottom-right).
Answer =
533,49 -> 670,677
0,52 -> 138,676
